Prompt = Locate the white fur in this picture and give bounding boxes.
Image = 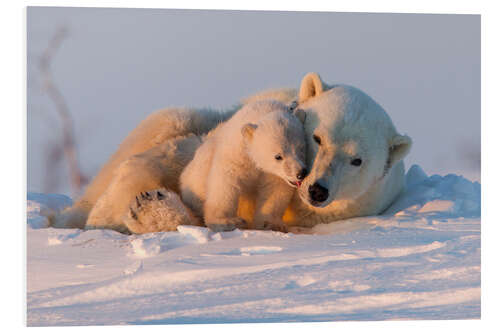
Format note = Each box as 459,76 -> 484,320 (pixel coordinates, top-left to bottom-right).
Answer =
51,106 -> 235,230
52,72 -> 411,233
250,73 -> 412,227
85,134 -> 203,232
181,100 -> 306,232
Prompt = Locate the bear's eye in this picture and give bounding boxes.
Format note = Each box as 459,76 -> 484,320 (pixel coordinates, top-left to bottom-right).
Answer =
275,154 -> 283,161
351,158 -> 362,167
313,135 -> 322,145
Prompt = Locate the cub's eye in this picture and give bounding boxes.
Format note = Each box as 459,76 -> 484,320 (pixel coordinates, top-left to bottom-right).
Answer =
275,154 -> 283,161
351,158 -> 362,167
313,135 -> 322,145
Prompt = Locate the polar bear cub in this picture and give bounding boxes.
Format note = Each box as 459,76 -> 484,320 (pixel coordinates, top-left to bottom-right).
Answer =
180,100 -> 307,232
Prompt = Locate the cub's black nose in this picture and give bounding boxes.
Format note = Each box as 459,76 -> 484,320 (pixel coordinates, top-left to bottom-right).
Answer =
297,168 -> 308,180
308,183 -> 329,202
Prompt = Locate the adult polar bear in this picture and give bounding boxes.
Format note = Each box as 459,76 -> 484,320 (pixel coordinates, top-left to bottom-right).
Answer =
52,72 -> 412,232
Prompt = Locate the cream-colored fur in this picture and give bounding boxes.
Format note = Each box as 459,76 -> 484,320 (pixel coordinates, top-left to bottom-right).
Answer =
178,73 -> 411,229
180,100 -> 306,232
251,73 -> 412,228
51,72 -> 411,233
85,135 -> 204,233
122,188 -> 201,234
51,107 -> 235,230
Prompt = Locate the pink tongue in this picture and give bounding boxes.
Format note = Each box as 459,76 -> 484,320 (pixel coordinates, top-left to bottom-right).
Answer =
295,181 -> 302,188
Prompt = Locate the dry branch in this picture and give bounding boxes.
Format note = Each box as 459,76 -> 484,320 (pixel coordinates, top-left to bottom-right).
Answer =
38,26 -> 87,196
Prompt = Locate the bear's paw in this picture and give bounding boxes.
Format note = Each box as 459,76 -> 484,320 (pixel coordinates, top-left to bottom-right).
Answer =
124,188 -> 201,234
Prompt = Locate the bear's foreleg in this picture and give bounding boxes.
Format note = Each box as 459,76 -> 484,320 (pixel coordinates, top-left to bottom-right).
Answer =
86,135 -> 202,233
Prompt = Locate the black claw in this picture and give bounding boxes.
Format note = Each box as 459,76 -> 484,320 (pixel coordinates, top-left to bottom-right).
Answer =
157,191 -> 164,200
135,196 -> 141,208
129,208 -> 138,220
141,192 -> 147,199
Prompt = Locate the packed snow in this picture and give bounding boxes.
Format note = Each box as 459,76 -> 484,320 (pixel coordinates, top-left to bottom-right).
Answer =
26,165 -> 480,326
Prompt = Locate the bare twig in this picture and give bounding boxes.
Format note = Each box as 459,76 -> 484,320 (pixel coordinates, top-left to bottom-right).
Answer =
43,141 -> 63,193
38,26 -> 88,196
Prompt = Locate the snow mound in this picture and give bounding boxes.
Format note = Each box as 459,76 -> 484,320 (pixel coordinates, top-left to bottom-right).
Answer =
27,192 -> 72,229
129,226 -> 212,258
386,165 -> 480,218
26,165 -> 481,325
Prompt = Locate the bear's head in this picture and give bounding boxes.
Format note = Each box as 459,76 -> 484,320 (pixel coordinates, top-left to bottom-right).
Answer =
241,102 -> 308,188
295,72 -> 412,208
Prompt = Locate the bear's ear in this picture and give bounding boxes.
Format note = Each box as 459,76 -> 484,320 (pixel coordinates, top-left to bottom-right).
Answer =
293,108 -> 307,124
241,123 -> 258,141
298,72 -> 326,103
387,134 -> 412,169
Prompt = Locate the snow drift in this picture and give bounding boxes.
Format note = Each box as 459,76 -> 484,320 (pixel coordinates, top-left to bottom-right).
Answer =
26,165 -> 480,326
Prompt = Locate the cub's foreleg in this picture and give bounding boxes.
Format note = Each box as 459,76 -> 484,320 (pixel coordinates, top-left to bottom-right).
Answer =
253,174 -> 295,232
203,161 -> 248,232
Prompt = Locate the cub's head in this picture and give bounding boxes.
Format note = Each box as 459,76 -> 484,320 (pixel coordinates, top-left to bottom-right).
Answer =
296,72 -> 413,208
242,105 -> 307,188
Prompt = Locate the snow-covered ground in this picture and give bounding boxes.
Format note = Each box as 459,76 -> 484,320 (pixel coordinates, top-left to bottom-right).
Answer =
26,165 -> 480,326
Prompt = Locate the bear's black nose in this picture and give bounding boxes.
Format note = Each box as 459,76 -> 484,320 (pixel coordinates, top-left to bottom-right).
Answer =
297,168 -> 308,180
308,183 -> 329,202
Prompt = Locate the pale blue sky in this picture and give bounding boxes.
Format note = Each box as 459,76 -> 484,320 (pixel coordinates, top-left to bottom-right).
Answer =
27,7 -> 480,195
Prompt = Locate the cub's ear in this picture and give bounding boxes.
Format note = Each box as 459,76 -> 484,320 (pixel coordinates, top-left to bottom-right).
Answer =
293,108 -> 306,124
241,123 -> 258,141
298,72 -> 327,103
388,134 -> 412,168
